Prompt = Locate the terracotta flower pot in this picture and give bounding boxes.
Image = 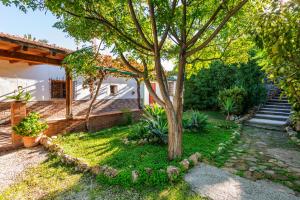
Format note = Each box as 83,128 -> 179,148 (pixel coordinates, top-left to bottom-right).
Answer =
23,135 -> 41,148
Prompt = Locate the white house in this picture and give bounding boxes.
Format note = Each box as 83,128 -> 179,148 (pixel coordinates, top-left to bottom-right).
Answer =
143,77 -> 176,106
0,33 -> 142,124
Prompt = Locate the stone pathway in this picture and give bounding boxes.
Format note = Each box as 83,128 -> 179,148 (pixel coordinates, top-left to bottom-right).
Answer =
222,126 -> 300,194
185,163 -> 300,200
0,146 -> 48,192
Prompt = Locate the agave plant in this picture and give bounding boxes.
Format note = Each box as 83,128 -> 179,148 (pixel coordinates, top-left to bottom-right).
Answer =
222,97 -> 236,120
183,111 -> 208,132
142,104 -> 168,144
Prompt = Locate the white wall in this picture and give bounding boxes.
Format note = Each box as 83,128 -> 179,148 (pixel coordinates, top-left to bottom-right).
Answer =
74,76 -> 139,100
143,81 -> 174,105
0,60 -> 141,101
0,60 -> 65,101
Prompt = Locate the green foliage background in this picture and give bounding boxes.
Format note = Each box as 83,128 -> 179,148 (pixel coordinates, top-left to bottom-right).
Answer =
184,54 -> 267,111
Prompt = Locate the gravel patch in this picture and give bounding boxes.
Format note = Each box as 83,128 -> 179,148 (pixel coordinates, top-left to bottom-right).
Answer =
185,163 -> 300,200
0,146 -> 48,192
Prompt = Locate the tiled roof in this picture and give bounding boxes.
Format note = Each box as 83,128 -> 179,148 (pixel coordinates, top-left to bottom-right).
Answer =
0,32 -> 73,53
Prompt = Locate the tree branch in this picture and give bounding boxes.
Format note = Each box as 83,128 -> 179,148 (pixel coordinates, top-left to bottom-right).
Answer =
186,0 -> 248,56
186,0 -> 228,48
128,0 -> 153,49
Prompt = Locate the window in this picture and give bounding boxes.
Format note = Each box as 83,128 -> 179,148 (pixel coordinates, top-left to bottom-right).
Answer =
168,81 -> 175,96
50,80 -> 66,99
110,85 -> 118,96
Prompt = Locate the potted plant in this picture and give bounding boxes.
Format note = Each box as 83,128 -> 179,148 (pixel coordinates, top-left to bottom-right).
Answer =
7,86 -> 32,103
12,112 -> 48,148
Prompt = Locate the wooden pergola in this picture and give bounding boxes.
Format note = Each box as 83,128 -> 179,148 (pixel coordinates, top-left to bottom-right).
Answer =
0,33 -> 74,118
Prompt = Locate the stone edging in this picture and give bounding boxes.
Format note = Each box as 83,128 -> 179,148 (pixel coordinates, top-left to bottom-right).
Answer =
236,106 -> 260,124
210,124 -> 242,158
285,126 -> 300,147
39,125 -> 241,184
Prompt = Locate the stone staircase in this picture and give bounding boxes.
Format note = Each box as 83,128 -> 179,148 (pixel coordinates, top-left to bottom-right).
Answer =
245,94 -> 291,131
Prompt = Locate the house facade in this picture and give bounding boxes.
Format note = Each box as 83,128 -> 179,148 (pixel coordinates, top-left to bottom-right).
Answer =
0,33 -> 141,125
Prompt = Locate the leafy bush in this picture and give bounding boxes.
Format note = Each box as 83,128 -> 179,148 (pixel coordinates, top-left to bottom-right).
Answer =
142,104 -> 168,144
121,108 -> 133,125
127,123 -> 149,140
218,86 -> 247,115
7,86 -> 32,102
184,55 -> 267,111
183,111 -> 208,132
221,97 -> 236,120
13,112 -> 48,137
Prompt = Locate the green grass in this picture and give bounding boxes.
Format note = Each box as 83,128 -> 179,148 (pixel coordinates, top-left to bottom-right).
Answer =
0,156 -> 205,200
0,111 -> 233,199
53,111 -> 236,186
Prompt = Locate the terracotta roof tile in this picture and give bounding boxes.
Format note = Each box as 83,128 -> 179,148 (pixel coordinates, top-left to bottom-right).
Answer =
0,32 -> 73,53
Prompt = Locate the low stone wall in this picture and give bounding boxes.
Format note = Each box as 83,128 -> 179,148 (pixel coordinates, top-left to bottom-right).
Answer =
45,109 -> 142,136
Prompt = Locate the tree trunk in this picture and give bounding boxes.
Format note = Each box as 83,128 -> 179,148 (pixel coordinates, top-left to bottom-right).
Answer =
135,78 -> 142,109
166,105 -> 183,160
85,76 -> 104,131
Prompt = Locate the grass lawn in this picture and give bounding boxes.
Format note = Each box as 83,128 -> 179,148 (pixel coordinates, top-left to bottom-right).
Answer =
0,156 -> 204,200
52,111 -> 236,186
0,111 -> 236,199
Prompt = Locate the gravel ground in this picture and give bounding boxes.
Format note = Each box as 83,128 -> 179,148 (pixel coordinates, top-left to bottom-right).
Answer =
185,163 -> 300,200
0,146 -> 48,192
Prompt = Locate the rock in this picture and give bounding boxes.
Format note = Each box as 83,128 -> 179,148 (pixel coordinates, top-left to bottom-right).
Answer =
167,166 -> 180,181
51,135 -> 58,139
236,163 -> 248,171
180,159 -> 190,170
100,165 -> 109,173
78,162 -> 90,172
244,171 -> 253,179
253,172 -> 264,180
91,165 -> 101,175
104,167 -> 118,178
224,162 -> 234,168
249,167 -> 257,172
189,152 -> 201,165
268,159 -> 277,163
138,139 -> 145,145
132,170 -> 139,183
145,167 -> 153,175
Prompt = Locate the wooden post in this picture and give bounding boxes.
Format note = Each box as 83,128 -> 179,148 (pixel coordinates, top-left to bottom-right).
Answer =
65,71 -> 73,119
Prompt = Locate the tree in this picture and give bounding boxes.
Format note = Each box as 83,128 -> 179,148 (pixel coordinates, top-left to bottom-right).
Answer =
3,0 -> 250,160
63,45 -> 142,130
253,0 -> 300,110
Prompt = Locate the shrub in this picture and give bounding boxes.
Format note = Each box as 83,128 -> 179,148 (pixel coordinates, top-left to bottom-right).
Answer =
184,54 -> 267,111
183,111 -> 208,132
7,86 -> 32,102
13,112 -> 48,137
218,86 -> 247,115
127,123 -> 149,140
121,108 -> 133,125
221,97 -> 236,120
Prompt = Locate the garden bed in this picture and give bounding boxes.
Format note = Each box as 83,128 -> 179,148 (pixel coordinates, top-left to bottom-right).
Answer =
50,111 -> 238,187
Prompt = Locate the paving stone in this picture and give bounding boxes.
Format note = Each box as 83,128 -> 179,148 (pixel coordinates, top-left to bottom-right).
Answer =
185,163 -> 299,200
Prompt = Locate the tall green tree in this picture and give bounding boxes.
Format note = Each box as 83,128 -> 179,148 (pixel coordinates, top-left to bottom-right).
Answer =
2,0 -> 250,160
254,0 -> 300,110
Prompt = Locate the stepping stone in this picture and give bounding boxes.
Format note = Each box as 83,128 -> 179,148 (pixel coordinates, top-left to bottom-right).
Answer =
185,163 -> 299,200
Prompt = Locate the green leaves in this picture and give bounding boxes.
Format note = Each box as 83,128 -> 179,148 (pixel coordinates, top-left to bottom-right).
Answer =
12,112 -> 48,137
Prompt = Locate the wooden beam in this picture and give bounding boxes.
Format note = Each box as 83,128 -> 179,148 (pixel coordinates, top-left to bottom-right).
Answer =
0,49 -> 62,65
9,60 -> 20,64
65,71 -> 73,119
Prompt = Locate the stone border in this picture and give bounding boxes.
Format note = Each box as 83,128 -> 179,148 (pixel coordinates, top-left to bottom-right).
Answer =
210,124 -> 242,158
39,125 -> 241,184
236,106 -> 261,124
285,126 -> 300,147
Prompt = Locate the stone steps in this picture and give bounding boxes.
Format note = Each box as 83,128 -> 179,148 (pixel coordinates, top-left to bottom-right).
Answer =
254,114 -> 289,121
245,94 -> 291,131
257,110 -> 290,116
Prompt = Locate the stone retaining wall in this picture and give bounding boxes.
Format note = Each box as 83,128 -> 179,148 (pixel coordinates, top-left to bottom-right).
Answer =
45,110 -> 142,136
